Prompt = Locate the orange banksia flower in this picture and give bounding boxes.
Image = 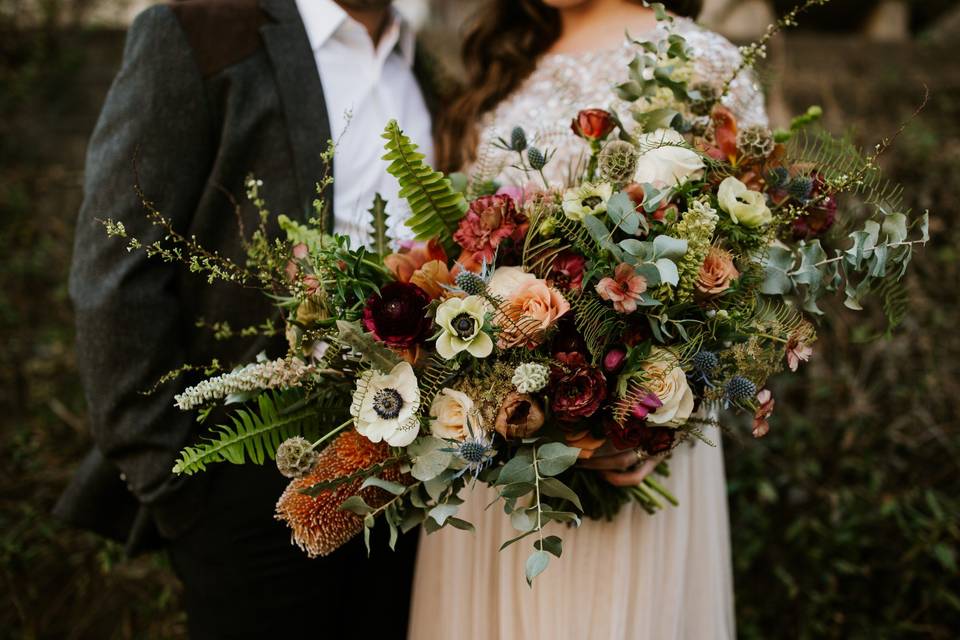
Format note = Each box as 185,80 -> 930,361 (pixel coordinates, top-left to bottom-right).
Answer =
275,429 -> 401,557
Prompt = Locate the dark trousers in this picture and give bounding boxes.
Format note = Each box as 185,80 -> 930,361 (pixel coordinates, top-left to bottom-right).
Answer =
168,463 -> 418,639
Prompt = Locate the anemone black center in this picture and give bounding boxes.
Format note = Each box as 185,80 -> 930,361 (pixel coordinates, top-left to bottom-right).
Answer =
372,388 -> 404,419
582,195 -> 603,209
452,313 -> 476,339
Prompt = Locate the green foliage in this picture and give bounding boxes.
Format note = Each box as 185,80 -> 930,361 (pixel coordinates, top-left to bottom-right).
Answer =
786,127 -> 906,213
567,291 -> 627,365
172,390 -> 346,474
367,193 -> 391,259
381,119 -> 467,256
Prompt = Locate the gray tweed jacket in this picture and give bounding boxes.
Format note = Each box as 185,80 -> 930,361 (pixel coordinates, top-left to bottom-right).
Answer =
55,0 -> 439,553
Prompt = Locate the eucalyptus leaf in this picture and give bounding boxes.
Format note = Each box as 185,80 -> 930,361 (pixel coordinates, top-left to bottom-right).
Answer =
535,535 -> 563,558
497,449 -> 536,485
428,503 -> 459,526
339,495 -> 373,516
538,477 -> 584,512
535,443 -> 581,477
360,476 -> 406,495
525,550 -> 551,587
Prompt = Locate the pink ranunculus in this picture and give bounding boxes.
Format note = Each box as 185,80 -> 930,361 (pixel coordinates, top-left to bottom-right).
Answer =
595,263 -> 648,313
548,251 -> 586,292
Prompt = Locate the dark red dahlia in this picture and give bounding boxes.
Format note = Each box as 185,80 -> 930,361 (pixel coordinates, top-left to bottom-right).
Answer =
792,173 -> 837,239
548,251 -> 586,291
453,194 -> 528,265
362,282 -> 432,349
550,352 -> 608,422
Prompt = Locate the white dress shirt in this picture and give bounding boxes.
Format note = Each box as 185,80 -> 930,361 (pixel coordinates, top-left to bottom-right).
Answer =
294,0 -> 433,246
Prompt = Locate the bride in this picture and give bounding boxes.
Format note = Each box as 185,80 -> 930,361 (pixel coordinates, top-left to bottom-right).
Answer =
409,1 -> 767,638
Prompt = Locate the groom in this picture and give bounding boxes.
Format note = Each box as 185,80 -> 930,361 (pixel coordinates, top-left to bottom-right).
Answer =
56,0 -> 435,637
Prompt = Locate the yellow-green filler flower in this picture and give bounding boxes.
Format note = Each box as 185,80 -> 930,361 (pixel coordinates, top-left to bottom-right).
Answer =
562,181 -> 614,221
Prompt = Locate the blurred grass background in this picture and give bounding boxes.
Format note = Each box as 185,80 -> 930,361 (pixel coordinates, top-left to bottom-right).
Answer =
1,1 -> 958,638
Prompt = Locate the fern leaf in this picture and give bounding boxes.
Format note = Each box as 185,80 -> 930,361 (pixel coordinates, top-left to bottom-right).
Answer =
786,128 -> 907,214
568,292 -> 627,366
880,279 -> 909,337
368,193 -> 391,259
172,390 -> 346,475
381,120 -> 468,256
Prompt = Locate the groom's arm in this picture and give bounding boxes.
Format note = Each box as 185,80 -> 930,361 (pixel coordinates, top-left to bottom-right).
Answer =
70,5 -> 214,529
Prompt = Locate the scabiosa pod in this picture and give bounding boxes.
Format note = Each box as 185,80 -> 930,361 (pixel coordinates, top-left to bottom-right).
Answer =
275,436 -> 318,479
512,362 -> 550,394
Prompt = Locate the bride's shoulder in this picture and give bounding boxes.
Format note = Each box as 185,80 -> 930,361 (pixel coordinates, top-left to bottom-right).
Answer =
671,17 -> 745,71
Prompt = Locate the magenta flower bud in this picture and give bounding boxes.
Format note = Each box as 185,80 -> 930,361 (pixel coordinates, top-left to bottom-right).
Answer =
603,347 -> 627,374
630,392 -> 663,420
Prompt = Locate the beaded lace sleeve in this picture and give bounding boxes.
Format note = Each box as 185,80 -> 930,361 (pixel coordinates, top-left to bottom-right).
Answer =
469,18 -> 769,188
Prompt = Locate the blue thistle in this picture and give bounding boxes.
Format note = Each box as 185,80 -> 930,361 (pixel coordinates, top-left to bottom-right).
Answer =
510,126 -> 528,152
788,176 -> 814,202
724,375 -> 757,408
690,350 -> 720,389
767,166 -> 789,189
527,146 -> 547,171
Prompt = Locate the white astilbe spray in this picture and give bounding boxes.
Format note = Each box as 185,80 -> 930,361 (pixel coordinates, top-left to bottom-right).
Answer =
174,357 -> 315,410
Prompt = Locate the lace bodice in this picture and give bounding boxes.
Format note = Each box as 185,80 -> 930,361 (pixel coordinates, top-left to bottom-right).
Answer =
471,17 -> 768,188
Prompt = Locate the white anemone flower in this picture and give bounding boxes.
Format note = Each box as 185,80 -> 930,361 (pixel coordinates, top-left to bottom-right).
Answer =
435,296 -> 493,360
351,361 -> 420,447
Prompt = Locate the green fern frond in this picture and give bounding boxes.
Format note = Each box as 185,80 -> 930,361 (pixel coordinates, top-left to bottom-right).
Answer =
551,211 -> 601,256
879,279 -> 909,337
172,390 -> 347,475
786,128 -> 906,213
416,354 -> 460,420
568,292 -> 627,366
368,193 -> 391,259
381,120 -> 468,256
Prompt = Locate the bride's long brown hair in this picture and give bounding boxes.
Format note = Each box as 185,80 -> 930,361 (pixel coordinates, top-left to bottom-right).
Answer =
435,0 -> 703,172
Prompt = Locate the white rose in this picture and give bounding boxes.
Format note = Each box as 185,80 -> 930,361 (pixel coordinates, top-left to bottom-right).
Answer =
717,176 -> 772,227
643,349 -> 695,426
487,266 -> 537,300
429,388 -> 475,441
634,128 -> 705,187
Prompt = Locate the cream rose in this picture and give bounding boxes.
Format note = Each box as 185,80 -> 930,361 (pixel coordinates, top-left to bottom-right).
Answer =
487,266 -> 537,300
634,128 -> 705,187
642,349 -> 695,426
717,176 -> 772,227
429,388 -> 475,441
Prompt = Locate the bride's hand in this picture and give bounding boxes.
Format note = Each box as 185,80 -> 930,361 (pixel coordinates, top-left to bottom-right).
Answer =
577,444 -> 666,487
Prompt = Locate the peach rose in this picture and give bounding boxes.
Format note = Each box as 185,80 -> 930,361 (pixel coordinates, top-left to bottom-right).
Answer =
696,247 -> 739,297
384,239 -> 447,283
497,278 -> 570,349
642,348 -> 695,426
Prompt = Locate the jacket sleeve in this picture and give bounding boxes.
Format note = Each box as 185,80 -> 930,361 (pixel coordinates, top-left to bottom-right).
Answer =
69,5 -> 214,522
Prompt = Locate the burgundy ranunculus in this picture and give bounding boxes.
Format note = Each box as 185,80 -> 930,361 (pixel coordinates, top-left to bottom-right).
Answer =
548,251 -> 586,291
571,108 -> 615,142
604,407 -> 676,453
453,194 -> 528,266
792,173 -> 837,239
550,352 -> 608,422
362,282 -> 432,349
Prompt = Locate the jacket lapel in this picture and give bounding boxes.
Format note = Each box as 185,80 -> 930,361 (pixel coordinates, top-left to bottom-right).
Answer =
259,0 -> 334,230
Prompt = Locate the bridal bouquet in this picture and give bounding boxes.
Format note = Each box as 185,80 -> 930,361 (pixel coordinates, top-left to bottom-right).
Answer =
109,5 -> 927,584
